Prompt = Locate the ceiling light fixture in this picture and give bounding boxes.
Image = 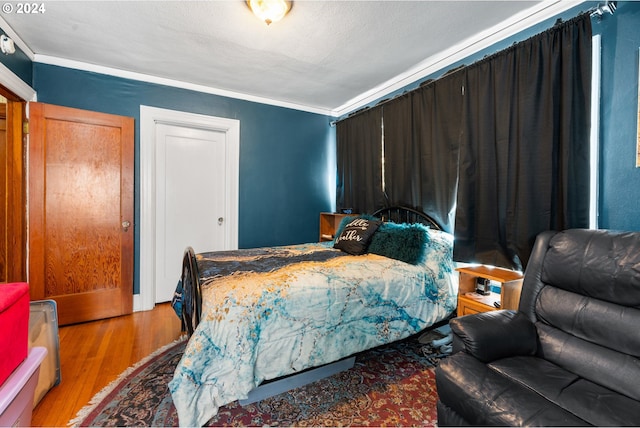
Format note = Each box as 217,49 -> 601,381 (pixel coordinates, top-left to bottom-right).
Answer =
247,0 -> 292,25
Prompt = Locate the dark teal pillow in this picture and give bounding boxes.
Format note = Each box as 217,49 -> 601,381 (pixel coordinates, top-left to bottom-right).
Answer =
368,222 -> 430,264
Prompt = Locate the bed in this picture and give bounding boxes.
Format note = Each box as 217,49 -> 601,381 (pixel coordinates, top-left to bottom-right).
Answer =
169,207 -> 457,427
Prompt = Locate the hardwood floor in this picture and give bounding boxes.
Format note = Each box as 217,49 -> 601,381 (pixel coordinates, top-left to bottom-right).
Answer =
31,303 -> 183,427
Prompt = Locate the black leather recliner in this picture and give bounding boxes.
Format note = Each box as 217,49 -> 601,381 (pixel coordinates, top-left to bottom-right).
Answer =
435,229 -> 640,426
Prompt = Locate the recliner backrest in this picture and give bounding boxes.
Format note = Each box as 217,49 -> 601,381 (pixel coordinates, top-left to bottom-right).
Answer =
519,229 -> 640,401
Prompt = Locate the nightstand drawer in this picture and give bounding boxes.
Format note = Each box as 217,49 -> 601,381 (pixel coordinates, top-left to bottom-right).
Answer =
457,292 -> 499,316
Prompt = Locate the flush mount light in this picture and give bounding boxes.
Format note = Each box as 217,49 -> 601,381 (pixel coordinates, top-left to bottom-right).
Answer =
247,0 -> 292,25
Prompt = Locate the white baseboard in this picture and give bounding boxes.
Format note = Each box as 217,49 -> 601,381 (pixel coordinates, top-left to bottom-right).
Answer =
133,294 -> 143,312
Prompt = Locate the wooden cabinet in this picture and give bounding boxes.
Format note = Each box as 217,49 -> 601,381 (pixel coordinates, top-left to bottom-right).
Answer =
319,212 -> 353,242
456,265 -> 524,315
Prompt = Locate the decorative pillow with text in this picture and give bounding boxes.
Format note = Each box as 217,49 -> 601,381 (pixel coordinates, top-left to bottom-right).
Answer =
333,218 -> 382,255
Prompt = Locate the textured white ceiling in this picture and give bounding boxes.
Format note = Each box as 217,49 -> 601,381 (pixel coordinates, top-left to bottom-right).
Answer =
0,1 -> 583,115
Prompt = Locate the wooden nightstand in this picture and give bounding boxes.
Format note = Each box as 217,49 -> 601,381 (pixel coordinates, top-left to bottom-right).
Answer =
319,212 -> 354,242
456,265 -> 524,316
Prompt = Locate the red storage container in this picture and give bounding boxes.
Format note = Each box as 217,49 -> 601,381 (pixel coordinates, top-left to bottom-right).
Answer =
0,282 -> 29,386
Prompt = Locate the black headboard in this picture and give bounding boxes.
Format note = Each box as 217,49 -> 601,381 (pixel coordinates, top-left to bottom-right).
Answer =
371,206 -> 442,231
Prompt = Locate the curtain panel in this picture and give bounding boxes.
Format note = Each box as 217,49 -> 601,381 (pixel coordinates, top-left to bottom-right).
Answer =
382,76 -> 463,233
335,107 -> 385,214
380,95 -> 414,210
454,14 -> 592,270
335,13 -> 592,270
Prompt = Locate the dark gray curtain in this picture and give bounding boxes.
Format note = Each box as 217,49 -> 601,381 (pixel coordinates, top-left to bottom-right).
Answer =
380,94 -> 413,209
335,106 -> 385,213
383,76 -> 463,233
335,13 -> 591,269
454,15 -> 592,270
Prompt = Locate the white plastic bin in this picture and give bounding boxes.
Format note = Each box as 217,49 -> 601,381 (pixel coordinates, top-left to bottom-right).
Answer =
29,300 -> 61,406
0,347 -> 47,427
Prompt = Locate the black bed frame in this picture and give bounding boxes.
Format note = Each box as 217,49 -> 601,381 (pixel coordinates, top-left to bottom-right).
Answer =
180,245 -> 200,336
372,206 -> 442,231
179,206 -> 442,336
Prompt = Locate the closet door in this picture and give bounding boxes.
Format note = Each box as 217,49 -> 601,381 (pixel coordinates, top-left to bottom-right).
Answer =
28,102 -> 134,325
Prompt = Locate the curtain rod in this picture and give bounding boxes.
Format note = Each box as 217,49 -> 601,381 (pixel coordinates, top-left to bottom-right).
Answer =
331,2 -> 614,128
590,1 -> 616,18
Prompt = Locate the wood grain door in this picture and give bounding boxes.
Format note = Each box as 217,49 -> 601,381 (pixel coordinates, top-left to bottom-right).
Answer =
28,102 -> 134,325
0,100 -> 26,283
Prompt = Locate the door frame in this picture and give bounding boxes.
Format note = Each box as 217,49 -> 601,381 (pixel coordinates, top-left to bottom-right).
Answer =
2,98 -> 26,283
0,65 -> 34,284
139,106 -> 239,312
0,63 -> 36,102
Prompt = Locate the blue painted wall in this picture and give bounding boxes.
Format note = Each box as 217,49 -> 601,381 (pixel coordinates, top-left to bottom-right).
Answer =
595,1 -> 640,230
32,64 -> 335,293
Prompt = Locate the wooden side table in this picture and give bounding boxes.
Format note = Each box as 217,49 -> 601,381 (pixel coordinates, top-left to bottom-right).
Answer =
319,212 -> 354,242
456,265 -> 524,316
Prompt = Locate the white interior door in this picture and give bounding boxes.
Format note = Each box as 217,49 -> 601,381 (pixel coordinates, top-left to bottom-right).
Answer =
155,123 -> 227,303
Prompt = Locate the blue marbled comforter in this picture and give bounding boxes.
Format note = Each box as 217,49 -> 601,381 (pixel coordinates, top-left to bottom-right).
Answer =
169,229 -> 457,427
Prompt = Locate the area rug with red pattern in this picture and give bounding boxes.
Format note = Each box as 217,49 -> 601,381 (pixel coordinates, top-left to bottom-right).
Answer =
70,332 -> 448,427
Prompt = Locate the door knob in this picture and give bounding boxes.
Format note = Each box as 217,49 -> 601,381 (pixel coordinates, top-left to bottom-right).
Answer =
218,217 -> 224,225
122,220 -> 131,232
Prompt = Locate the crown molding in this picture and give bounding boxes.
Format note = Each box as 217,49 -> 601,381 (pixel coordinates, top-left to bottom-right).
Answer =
34,54 -> 336,117
0,0 -> 586,117
331,0 -> 586,117
0,62 -> 36,101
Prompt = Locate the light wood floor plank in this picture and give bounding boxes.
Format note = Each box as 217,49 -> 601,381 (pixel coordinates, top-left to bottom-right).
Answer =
31,303 -> 182,427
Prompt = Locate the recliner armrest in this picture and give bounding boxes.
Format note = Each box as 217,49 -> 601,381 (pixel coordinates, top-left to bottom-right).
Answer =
450,310 -> 537,363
